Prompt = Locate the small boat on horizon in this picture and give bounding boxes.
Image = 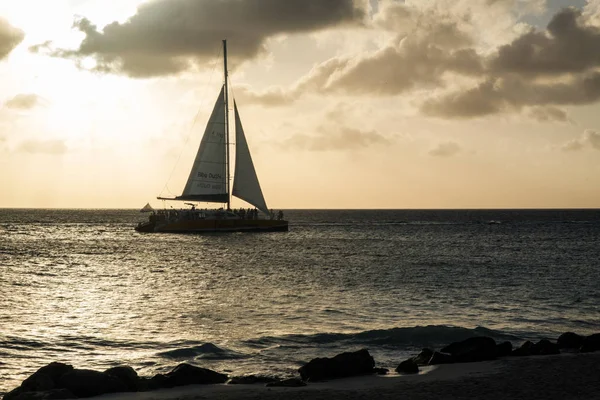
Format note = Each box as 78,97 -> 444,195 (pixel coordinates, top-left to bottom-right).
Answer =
136,40 -> 288,233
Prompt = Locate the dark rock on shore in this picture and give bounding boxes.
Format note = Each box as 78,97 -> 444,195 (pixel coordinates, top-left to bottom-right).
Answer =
395,359 -> 419,374
580,333 -> 600,353
4,363 -> 76,400
3,361 -> 229,400
428,351 -> 454,365
17,362 -> 75,395
557,332 -> 584,349
104,366 -> 139,392
511,341 -> 534,357
373,367 -> 388,375
512,340 -> 560,357
496,341 -> 513,357
298,349 -> 375,381
412,348 -> 433,366
58,369 -> 128,398
531,339 -> 560,355
159,363 -> 228,388
440,336 -> 497,362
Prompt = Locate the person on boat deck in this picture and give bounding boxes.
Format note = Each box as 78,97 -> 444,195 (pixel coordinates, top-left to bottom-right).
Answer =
277,210 -> 284,221
270,209 -> 274,220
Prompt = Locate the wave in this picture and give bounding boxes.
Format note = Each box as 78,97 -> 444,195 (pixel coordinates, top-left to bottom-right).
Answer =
157,342 -> 247,360
244,325 -> 523,350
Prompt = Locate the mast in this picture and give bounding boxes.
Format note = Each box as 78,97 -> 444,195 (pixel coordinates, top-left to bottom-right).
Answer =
223,39 -> 231,210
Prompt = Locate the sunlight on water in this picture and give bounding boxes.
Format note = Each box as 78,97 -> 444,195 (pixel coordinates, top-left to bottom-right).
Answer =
1,209 -> 599,393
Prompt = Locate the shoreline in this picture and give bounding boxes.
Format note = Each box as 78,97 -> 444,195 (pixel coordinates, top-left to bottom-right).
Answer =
92,352 -> 600,400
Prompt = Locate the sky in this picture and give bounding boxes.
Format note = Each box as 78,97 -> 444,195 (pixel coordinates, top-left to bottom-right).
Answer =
1,0 -> 599,209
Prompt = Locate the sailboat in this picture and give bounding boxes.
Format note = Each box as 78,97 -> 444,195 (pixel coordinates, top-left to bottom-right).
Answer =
135,40 -> 288,233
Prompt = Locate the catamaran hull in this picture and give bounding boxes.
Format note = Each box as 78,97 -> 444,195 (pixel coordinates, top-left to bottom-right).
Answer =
135,219 -> 288,233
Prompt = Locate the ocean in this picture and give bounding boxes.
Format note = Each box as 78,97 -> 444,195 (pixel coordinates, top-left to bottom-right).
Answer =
1,209 -> 599,394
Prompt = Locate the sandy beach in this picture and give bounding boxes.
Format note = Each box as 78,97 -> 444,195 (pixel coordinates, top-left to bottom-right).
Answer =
93,352 -> 600,400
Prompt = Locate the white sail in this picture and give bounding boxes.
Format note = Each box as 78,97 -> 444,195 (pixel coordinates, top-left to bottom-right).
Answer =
140,202 -> 153,212
178,86 -> 228,203
232,102 -> 269,215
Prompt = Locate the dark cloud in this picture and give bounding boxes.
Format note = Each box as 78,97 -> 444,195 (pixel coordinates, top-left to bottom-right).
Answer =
18,139 -> 68,154
283,126 -> 391,151
0,17 -> 24,60
422,71 -> 600,118
429,141 -> 461,157
240,14 -> 483,104
421,7 -> 600,118
43,0 -> 366,77
4,94 -> 42,110
491,8 -> 600,77
249,5 -> 600,120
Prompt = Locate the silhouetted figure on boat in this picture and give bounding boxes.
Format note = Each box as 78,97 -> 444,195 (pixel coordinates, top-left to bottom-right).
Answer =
277,210 -> 284,221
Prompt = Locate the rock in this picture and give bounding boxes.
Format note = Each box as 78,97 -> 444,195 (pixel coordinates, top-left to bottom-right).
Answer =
57,369 -> 128,398
142,374 -> 167,391
160,363 -> 228,388
428,351 -> 454,365
496,341 -> 513,357
412,348 -> 434,366
6,389 -> 76,400
531,339 -> 560,355
21,373 -> 55,393
3,362 -> 75,400
440,336 -> 498,362
21,362 -> 75,392
298,349 -> 375,382
511,340 -> 560,356
395,359 -> 419,374
228,375 -> 278,385
373,367 -> 388,375
265,378 -> 307,387
104,366 -> 139,391
557,332 -> 584,349
511,341 -> 534,357
580,333 -> 600,353
3,387 -> 25,400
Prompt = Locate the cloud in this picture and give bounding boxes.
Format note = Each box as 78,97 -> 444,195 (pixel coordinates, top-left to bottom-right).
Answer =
300,3 -> 482,96
0,17 -> 24,60
244,4 -> 600,121
420,7 -> 600,118
42,0 -> 366,77
527,106 -> 571,123
429,141 -> 462,157
491,8 -> 600,77
561,129 -> 600,152
422,71 -> 600,118
586,129 -> 600,150
234,86 -> 298,107
17,139 -> 68,154
4,94 -> 42,110
282,125 -> 391,151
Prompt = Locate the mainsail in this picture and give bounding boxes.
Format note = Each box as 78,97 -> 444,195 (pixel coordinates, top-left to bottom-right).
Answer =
177,86 -> 228,203
232,102 -> 269,215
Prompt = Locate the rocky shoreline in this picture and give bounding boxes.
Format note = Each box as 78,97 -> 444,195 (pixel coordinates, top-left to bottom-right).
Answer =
4,331 -> 599,400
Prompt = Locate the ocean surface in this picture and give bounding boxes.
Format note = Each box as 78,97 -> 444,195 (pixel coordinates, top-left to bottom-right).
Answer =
1,209 -> 599,393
